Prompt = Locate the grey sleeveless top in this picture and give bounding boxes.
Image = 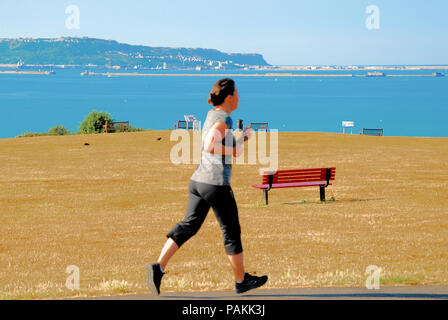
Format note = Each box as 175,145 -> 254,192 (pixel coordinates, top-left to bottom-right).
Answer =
190,109 -> 235,186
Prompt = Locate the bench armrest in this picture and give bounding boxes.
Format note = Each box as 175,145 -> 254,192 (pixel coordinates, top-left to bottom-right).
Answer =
324,168 -> 332,187
268,175 -> 273,191
265,173 -> 274,191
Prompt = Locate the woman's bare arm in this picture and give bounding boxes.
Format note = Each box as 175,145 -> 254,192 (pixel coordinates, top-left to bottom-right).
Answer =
203,122 -> 250,157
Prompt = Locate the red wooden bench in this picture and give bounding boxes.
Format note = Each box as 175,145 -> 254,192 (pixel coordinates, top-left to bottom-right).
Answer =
252,167 -> 336,204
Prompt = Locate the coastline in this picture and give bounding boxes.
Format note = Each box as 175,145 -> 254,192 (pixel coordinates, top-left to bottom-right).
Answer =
82,72 -> 444,78
1,70 -> 446,78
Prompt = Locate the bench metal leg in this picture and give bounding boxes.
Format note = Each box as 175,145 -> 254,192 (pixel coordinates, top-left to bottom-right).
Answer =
263,189 -> 269,205
320,186 -> 326,202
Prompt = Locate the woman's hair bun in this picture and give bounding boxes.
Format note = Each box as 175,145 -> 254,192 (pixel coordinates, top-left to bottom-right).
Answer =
207,78 -> 235,106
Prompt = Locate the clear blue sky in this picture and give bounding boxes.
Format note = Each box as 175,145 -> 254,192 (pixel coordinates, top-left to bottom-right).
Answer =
0,0 -> 447,65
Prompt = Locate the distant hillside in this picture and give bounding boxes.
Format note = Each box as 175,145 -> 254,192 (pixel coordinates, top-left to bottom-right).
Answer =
0,37 -> 270,69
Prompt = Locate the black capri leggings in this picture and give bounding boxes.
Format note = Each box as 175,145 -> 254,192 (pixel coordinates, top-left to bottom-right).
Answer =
166,180 -> 243,255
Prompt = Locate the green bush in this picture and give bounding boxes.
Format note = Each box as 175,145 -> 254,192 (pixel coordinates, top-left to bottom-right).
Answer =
78,110 -> 112,134
17,132 -> 47,138
48,125 -> 71,136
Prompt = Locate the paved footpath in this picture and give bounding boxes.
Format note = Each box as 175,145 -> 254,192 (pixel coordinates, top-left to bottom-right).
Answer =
86,286 -> 448,300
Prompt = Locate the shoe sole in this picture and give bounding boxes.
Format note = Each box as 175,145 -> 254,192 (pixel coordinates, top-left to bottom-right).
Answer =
236,276 -> 268,294
146,264 -> 159,296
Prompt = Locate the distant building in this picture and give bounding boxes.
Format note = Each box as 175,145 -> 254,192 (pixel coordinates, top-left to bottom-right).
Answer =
17,59 -> 24,68
214,61 -> 223,70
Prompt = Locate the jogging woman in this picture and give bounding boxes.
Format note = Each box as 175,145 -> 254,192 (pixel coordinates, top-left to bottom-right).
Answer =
146,78 -> 268,295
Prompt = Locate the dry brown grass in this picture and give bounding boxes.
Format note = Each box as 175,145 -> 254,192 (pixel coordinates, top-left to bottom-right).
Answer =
1,131 -> 447,299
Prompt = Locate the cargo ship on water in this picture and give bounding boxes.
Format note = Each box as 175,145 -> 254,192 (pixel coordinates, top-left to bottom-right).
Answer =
366,72 -> 386,77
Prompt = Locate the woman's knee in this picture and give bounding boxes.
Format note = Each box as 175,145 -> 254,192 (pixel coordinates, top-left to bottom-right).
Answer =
224,238 -> 243,255
167,221 -> 200,246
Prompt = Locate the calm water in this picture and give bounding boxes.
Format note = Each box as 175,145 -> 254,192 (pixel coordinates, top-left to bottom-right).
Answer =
0,69 -> 447,138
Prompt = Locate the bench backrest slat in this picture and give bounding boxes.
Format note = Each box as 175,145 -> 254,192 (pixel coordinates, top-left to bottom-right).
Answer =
262,168 -> 336,184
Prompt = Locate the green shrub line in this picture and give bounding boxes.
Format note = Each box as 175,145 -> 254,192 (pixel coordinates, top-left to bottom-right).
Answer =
17,110 -> 148,138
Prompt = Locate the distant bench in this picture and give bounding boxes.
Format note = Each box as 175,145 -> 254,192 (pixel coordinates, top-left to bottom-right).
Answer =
103,121 -> 130,133
174,120 -> 194,130
362,128 -> 383,136
252,167 -> 336,205
247,122 -> 268,132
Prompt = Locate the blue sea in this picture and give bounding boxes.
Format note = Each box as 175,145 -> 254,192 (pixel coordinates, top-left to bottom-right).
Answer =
1,68 -> 447,138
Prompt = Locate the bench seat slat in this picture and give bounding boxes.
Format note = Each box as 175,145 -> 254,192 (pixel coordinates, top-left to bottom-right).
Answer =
270,177 -> 334,182
268,178 -> 334,184
253,181 -> 332,190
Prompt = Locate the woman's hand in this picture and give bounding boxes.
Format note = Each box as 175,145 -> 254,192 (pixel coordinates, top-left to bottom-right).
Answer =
243,128 -> 253,141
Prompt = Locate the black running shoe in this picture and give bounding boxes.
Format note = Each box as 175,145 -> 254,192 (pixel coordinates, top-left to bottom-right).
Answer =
146,263 -> 164,295
235,273 -> 268,294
